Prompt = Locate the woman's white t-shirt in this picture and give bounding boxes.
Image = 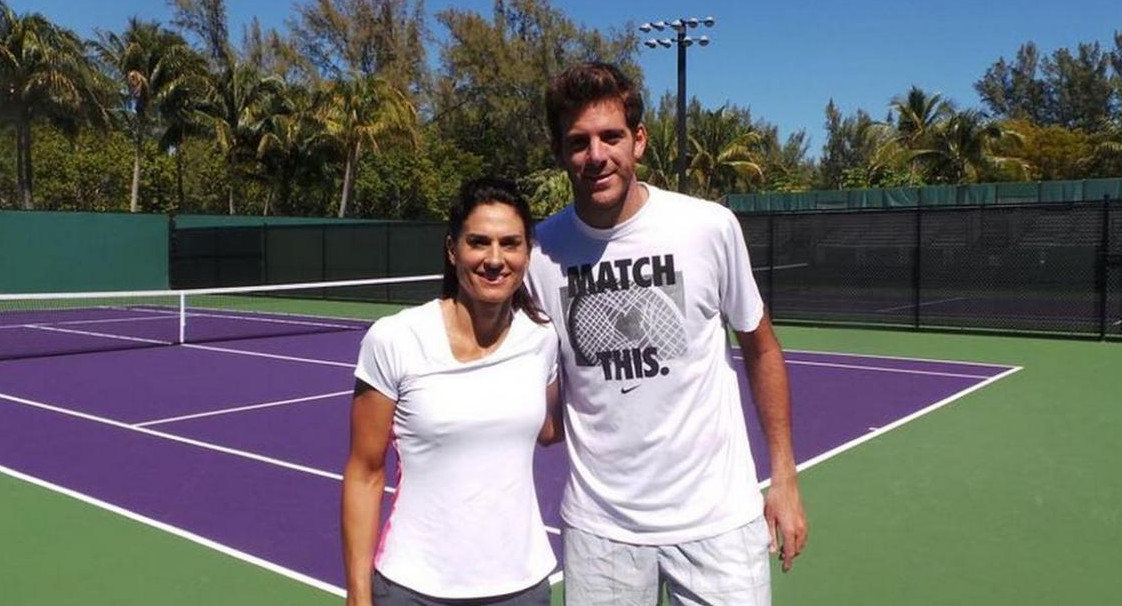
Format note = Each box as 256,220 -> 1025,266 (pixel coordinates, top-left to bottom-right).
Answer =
354,299 -> 558,599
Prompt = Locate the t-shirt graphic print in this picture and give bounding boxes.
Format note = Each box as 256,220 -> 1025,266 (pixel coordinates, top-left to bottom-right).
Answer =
561,254 -> 686,386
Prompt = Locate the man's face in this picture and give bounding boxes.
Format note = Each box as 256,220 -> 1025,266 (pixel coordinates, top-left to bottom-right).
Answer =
556,99 -> 647,225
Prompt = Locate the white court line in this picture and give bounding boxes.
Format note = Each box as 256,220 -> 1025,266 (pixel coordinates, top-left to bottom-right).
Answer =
757,365 -> 1024,487
0,390 -> 564,590
130,305 -> 361,330
0,463 -> 348,597
788,359 -> 991,379
134,391 -> 353,428
0,390 -> 342,481
732,353 -> 998,379
26,324 -> 172,345
185,310 -> 357,330
876,296 -> 967,313
183,343 -> 353,368
753,262 -> 809,272
0,314 -> 174,330
782,348 -> 1017,369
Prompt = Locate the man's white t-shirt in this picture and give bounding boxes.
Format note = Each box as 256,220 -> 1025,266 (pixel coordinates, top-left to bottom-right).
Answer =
354,300 -> 558,598
526,184 -> 765,545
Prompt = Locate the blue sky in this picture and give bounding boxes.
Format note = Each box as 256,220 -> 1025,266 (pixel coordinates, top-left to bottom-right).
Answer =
20,0 -> 1122,156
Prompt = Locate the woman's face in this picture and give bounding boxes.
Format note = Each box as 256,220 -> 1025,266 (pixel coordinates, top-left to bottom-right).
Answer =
447,202 -> 529,307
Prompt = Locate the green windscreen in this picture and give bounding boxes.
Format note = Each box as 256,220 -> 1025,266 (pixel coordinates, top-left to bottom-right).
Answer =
0,210 -> 168,293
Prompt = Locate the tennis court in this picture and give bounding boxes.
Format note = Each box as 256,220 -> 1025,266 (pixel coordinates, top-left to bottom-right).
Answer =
1,281 -> 1118,605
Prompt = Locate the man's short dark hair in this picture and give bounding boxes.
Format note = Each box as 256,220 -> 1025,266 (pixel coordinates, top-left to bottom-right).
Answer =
545,62 -> 644,152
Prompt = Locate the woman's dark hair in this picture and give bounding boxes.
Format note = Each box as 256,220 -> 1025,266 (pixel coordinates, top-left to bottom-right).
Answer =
442,177 -> 548,324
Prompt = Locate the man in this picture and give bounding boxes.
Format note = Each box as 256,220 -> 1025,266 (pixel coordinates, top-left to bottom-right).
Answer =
526,62 -> 808,605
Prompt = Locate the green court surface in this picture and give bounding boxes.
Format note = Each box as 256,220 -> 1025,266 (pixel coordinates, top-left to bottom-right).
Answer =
2,325 -> 1119,605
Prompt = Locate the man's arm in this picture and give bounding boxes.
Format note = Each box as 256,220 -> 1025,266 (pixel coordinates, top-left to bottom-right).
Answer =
735,314 -> 808,572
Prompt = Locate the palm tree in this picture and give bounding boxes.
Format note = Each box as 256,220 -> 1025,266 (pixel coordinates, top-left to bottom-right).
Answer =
1081,119 -> 1122,176
687,106 -> 763,199
637,111 -> 677,190
321,73 -> 417,218
255,84 -> 335,215
202,55 -> 285,214
160,73 -> 211,213
0,3 -> 109,209
94,18 -> 208,212
912,110 -> 1028,183
885,86 -> 955,183
889,86 -> 953,149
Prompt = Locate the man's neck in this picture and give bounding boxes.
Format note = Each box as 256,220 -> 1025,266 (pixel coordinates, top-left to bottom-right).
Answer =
575,181 -> 649,229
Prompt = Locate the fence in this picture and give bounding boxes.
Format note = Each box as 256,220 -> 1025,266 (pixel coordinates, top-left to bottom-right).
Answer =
738,198 -> 1121,340
6,197 -> 1117,340
169,221 -> 447,303
0,210 -> 168,293
724,178 -> 1122,212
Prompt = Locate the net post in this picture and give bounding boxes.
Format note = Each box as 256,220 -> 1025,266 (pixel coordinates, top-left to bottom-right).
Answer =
179,292 -> 186,344
913,202 -> 923,330
766,211 -> 775,318
1099,194 -> 1111,341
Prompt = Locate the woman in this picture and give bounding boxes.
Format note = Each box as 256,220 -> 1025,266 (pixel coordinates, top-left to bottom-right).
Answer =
341,178 -> 562,606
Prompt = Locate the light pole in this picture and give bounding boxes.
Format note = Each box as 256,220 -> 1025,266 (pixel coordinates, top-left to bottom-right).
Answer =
640,16 -> 714,194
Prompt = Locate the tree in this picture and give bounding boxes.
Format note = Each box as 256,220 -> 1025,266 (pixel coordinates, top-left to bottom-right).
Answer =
755,125 -> 813,193
254,83 -> 336,215
686,105 -> 763,200
241,17 -> 309,82
976,36 -> 1121,130
287,0 -> 428,93
1000,118 -> 1091,181
0,3 -> 109,208
975,42 -> 1049,123
170,0 -> 232,69
519,167 -> 570,217
1081,119 -> 1122,178
817,101 -> 882,189
433,0 -> 641,177
94,18 -> 208,212
320,72 -> 417,217
912,110 -> 1027,183
638,109 -> 677,190
889,86 -> 953,148
201,58 -> 286,214
638,93 -> 678,190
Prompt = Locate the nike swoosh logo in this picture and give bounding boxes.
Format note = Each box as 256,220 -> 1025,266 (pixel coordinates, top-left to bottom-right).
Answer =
620,384 -> 640,394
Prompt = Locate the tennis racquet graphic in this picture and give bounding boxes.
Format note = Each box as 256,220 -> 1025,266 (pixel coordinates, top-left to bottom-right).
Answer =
566,284 -> 687,366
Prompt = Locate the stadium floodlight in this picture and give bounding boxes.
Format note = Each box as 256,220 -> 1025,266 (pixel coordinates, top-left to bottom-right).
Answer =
637,16 -> 717,195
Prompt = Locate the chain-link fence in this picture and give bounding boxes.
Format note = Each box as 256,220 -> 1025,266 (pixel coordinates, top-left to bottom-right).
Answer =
170,222 -> 446,304
1106,201 -> 1122,339
739,198 -> 1120,340
169,200 -> 1119,339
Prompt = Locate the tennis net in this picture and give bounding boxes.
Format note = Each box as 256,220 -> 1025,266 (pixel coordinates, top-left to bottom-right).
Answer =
0,275 -> 442,361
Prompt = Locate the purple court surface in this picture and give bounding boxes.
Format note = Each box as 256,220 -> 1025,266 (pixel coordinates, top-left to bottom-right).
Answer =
0,321 -> 1018,594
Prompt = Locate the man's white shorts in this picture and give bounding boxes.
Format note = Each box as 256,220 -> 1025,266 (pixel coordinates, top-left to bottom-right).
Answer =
562,516 -> 772,606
